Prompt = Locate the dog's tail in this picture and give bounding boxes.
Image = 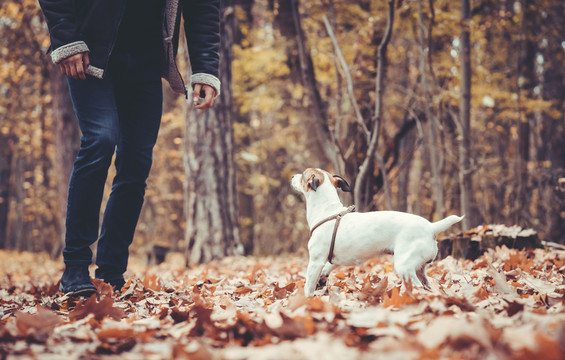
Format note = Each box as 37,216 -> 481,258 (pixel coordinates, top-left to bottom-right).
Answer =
431,215 -> 464,237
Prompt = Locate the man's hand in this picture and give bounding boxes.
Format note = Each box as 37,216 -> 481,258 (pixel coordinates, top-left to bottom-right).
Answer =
59,52 -> 90,80
192,83 -> 216,109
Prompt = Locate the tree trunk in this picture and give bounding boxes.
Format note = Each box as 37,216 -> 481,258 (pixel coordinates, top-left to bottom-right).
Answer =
354,0 -> 395,211
418,0 -> 443,219
458,0 -> 472,230
0,134 -> 13,249
514,0 -> 536,225
183,1 -> 243,265
50,66 -> 80,258
287,0 -> 342,172
6,153 -> 24,250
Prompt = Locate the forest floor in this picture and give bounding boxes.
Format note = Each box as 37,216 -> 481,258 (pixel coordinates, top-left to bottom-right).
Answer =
1,247 -> 564,359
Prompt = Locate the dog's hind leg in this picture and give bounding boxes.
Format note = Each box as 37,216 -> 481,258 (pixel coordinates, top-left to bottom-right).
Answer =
416,263 -> 431,290
393,248 -> 424,288
395,238 -> 437,289
304,260 -> 325,297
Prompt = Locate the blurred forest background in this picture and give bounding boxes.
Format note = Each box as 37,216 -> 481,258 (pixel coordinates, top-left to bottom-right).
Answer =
1,0 -> 565,263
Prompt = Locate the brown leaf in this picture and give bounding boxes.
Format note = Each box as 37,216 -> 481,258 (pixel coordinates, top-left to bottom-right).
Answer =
504,299 -> 525,317
473,284 -> 489,300
170,306 -> 190,324
69,295 -> 125,322
272,282 -> 296,300
188,305 -> 215,337
382,285 -> 417,308
142,274 -> 162,292
234,286 -> 253,295
445,296 -> 476,312
95,337 -> 136,355
92,278 -> 115,297
14,306 -> 61,342
358,276 -> 388,304
96,327 -> 134,340
271,312 -> 309,339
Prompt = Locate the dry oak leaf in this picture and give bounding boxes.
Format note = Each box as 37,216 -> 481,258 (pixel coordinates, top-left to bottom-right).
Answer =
382,285 -> 418,308
69,295 -> 125,322
272,282 -> 296,300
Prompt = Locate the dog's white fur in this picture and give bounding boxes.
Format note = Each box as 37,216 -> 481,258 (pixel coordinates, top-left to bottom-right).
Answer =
291,168 -> 463,296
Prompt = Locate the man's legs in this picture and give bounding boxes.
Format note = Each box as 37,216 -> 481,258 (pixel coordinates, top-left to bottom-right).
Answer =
62,75 -> 119,295
95,52 -> 163,288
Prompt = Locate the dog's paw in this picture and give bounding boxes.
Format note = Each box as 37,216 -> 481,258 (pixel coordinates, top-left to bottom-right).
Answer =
316,275 -> 327,290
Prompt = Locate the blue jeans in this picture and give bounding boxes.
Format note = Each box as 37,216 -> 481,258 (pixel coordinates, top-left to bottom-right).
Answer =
64,50 -> 163,283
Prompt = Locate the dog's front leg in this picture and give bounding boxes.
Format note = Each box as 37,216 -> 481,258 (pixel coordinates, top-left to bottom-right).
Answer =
316,262 -> 337,289
304,260 -> 325,296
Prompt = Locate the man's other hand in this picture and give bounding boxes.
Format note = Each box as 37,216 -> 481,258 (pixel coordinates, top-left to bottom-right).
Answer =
192,83 -> 216,110
59,52 -> 90,80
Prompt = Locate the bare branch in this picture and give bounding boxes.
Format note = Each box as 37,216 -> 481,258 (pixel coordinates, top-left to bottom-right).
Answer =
322,15 -> 370,142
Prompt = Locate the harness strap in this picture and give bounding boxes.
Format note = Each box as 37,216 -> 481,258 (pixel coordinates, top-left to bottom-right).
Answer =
310,205 -> 356,264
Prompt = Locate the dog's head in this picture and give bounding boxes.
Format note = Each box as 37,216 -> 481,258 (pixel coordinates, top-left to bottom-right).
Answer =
291,168 -> 352,195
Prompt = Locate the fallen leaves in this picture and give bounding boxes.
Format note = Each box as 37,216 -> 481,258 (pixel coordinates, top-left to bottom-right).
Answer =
0,246 -> 564,359
69,295 -> 125,322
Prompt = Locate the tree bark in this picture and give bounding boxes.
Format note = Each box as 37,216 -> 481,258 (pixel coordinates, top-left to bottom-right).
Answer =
418,0 -> 443,219
6,154 -> 24,250
183,1 -> 243,265
458,0 -> 472,230
514,0 -> 536,225
354,0 -> 395,211
288,0 -> 342,173
0,134 -> 13,249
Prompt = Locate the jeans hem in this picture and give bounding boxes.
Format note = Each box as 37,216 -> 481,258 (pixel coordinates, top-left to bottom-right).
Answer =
64,260 -> 93,267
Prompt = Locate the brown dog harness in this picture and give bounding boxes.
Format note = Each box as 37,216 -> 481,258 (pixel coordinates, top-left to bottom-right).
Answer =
309,205 -> 356,264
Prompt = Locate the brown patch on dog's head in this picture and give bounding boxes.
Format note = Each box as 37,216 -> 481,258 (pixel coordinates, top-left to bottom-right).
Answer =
329,174 -> 352,192
302,168 -> 325,192
301,168 -> 352,193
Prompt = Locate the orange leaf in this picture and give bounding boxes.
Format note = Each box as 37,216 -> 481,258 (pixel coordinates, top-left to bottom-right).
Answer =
382,286 -> 417,308
234,286 -> 253,295
334,271 -> 347,280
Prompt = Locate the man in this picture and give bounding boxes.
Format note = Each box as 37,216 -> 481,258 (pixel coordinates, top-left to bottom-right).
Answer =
38,0 -> 221,296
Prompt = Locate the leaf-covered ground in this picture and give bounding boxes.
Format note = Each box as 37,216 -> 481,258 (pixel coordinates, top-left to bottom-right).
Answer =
1,247 -> 564,359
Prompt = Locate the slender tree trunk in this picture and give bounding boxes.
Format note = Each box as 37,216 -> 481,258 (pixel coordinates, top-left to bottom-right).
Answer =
458,0 -> 472,230
50,66 -> 80,258
418,0 -> 443,219
0,135 -> 12,249
288,0 -> 342,172
514,0 -> 535,224
354,0 -> 395,211
6,153 -> 24,250
183,1 -> 243,265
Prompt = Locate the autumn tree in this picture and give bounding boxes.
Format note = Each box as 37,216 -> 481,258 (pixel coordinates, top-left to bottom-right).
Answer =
183,0 -> 244,264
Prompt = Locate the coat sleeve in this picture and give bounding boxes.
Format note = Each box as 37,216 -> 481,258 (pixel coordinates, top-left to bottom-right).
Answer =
38,0 -> 89,64
182,0 -> 221,96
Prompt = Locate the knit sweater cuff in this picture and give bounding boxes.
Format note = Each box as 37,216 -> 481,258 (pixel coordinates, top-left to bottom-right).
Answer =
51,41 -> 89,64
191,73 -> 221,98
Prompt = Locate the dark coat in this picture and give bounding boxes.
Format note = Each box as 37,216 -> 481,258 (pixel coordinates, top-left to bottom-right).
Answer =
38,0 -> 220,95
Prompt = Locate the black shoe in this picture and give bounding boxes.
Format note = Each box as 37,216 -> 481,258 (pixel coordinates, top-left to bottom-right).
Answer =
94,268 -> 125,292
60,265 -> 97,297
106,278 -> 126,292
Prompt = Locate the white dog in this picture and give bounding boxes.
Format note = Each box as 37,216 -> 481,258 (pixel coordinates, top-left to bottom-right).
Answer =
291,168 -> 463,296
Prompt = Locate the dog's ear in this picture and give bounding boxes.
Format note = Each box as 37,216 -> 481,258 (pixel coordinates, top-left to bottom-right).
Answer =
333,175 -> 352,192
307,174 -> 320,192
